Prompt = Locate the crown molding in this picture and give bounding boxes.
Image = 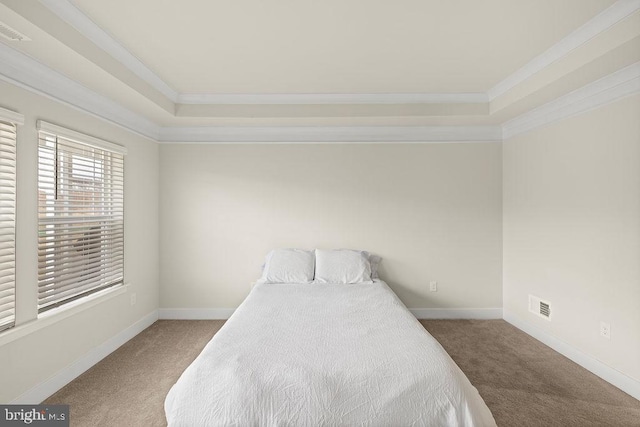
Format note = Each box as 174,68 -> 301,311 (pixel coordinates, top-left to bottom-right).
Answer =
502,61 -> 640,139
0,42 -> 500,144
1,32 -> 637,144
158,125 -> 502,143
38,0 -> 179,102
488,0 -> 640,101
36,0 -> 640,110
0,42 -> 159,140
38,0 -> 488,107
177,92 -> 489,105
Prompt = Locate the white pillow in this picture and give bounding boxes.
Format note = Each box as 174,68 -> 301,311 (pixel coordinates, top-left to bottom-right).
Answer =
314,249 -> 373,284
368,254 -> 382,279
258,249 -> 315,284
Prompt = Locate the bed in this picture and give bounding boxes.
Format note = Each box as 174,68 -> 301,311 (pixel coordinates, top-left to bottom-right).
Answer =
164,279 -> 496,426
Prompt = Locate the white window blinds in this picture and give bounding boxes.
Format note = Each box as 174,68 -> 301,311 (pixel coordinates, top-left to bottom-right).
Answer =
37,122 -> 125,313
0,118 -> 17,332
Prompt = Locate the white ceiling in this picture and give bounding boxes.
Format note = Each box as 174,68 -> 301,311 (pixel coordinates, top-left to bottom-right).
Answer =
0,0 -> 638,141
70,0 -> 615,94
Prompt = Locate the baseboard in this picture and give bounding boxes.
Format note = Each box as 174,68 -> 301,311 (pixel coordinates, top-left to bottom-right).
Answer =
11,310 -> 159,404
158,307 -> 502,320
410,308 -> 503,319
12,306 -> 636,404
158,308 -> 236,320
504,309 -> 640,401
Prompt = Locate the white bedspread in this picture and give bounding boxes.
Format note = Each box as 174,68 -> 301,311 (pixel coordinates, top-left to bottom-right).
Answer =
165,281 -> 496,426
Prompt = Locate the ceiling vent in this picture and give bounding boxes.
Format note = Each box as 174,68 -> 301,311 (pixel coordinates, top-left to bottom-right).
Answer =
529,295 -> 551,320
0,22 -> 30,42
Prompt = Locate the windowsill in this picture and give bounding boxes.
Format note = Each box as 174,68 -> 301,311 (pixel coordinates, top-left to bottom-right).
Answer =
0,283 -> 129,347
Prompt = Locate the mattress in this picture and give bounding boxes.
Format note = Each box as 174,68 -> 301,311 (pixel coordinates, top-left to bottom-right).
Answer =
165,281 -> 496,426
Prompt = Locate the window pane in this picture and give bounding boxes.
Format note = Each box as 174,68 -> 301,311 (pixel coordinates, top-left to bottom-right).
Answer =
0,120 -> 16,332
37,130 -> 124,313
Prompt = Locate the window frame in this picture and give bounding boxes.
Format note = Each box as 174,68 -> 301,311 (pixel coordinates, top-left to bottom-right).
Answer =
36,121 -> 127,315
0,107 -> 22,333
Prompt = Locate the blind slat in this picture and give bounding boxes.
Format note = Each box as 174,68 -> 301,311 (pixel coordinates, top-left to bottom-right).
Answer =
38,279 -> 124,312
39,264 -> 124,294
39,256 -> 123,274
0,120 -> 16,331
38,128 -> 125,313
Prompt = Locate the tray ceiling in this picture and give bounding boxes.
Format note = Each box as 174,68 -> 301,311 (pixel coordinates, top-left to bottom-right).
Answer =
0,0 -> 638,141
70,0 -> 615,94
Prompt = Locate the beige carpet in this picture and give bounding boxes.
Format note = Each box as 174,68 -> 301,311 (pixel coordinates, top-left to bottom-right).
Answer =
44,319 -> 640,426
45,320 -> 224,426
420,320 -> 640,427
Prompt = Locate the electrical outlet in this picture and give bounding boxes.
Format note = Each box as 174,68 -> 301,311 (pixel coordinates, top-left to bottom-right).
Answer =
130,293 -> 137,306
600,321 -> 610,339
429,281 -> 437,292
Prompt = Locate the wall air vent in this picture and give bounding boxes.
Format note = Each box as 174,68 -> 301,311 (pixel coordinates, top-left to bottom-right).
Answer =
0,22 -> 30,42
529,294 -> 551,320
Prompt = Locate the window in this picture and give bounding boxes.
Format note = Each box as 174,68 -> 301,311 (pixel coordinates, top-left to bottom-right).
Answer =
37,121 -> 126,313
0,110 -> 19,332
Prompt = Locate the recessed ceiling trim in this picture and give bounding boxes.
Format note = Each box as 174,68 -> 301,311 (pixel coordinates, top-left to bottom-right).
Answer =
39,0 -> 179,102
0,41 -> 498,144
36,0 -> 639,109
502,61 -> 640,138
1,34 -> 636,144
158,125 -> 502,143
177,92 -> 489,105
488,0 -> 640,101
175,102 -> 489,119
0,42 -> 158,140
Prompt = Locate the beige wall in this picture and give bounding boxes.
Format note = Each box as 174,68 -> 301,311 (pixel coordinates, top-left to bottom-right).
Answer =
2,76 -> 635,403
159,143 -> 503,309
0,81 -> 159,402
503,95 -> 640,382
